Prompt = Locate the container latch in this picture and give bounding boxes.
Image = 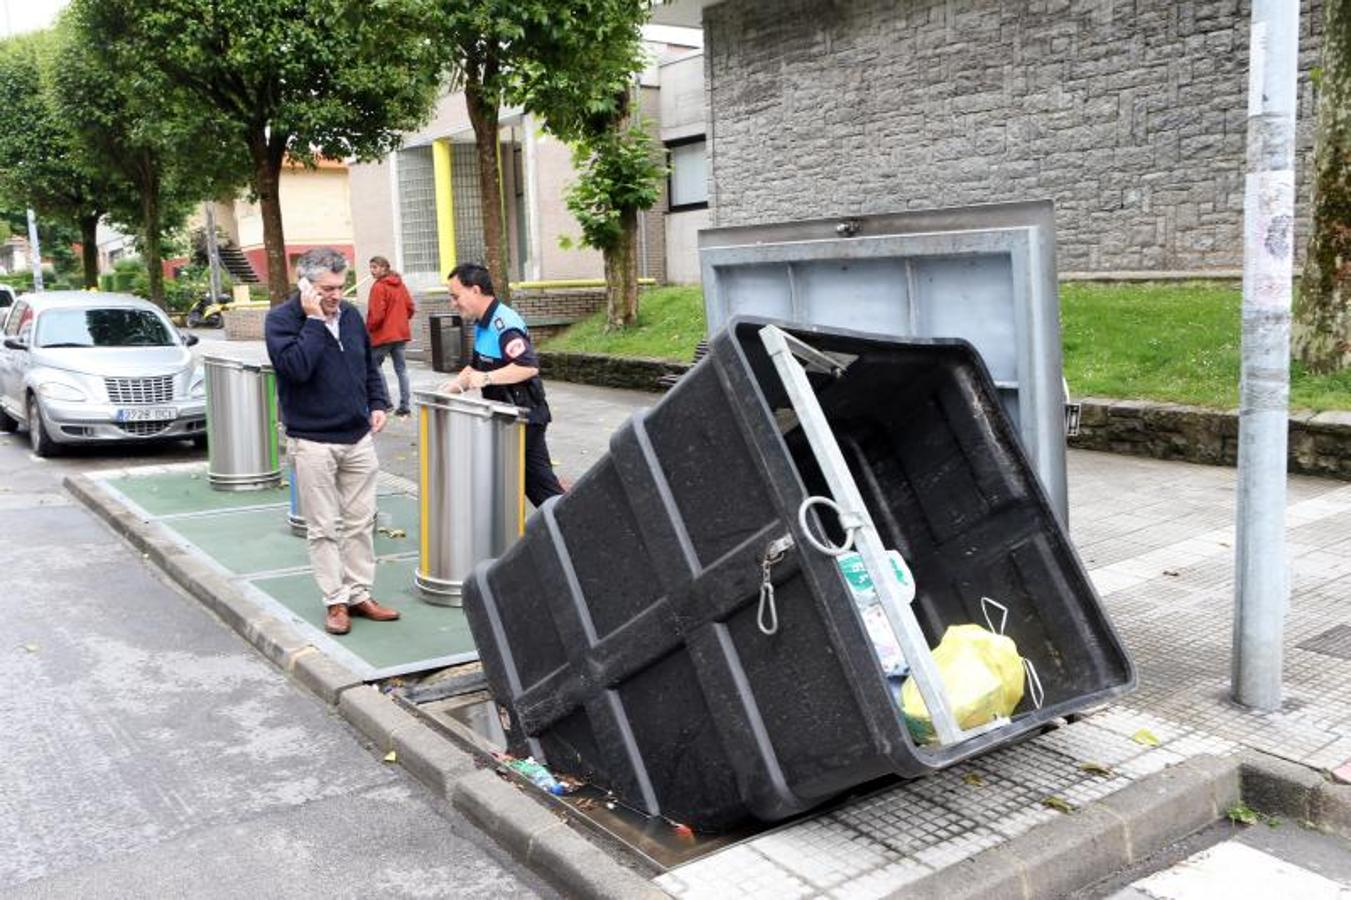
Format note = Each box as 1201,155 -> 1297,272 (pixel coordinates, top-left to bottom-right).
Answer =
757,533 -> 797,636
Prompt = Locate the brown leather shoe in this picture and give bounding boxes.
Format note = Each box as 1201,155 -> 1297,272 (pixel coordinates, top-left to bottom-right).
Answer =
349,598 -> 401,622
325,604 -> 351,635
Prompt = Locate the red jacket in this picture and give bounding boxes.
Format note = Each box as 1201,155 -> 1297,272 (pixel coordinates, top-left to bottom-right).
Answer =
366,273 -> 416,346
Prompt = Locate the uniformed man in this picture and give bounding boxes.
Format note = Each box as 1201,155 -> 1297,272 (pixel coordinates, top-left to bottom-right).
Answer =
441,263 -> 565,507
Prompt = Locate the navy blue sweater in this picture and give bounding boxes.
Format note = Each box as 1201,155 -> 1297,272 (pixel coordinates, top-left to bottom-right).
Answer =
265,294 -> 389,444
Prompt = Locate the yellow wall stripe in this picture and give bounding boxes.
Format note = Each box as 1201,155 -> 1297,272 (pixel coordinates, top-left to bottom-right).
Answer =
433,139 -> 456,279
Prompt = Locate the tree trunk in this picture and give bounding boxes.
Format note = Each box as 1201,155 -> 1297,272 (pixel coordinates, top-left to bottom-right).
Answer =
603,208 -> 639,330
250,133 -> 289,305
79,213 -> 99,290
140,164 -> 165,309
1292,0 -> 1351,371
464,64 -> 510,303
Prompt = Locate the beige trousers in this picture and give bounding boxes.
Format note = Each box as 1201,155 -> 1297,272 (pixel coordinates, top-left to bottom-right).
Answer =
290,434 -> 379,608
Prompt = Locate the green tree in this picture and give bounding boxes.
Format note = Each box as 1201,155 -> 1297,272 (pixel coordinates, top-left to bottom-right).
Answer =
512,0 -> 660,328
76,0 -> 445,303
56,6 -> 248,307
1293,0 -> 1351,371
562,125 -> 664,328
426,1 -> 657,317
0,30 -> 121,288
426,3 -> 521,302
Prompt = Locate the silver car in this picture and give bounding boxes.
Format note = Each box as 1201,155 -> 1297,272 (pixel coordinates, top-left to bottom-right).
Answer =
0,292 -> 206,456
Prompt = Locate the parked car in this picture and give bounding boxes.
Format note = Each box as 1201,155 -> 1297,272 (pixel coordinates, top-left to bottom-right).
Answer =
0,292 -> 206,456
0,284 -> 15,320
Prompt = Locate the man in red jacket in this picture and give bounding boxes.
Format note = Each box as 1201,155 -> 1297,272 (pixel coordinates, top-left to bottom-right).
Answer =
365,256 -> 417,416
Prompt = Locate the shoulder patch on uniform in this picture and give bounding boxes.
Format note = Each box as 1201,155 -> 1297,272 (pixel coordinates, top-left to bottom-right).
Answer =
493,317 -> 505,331
504,337 -> 527,359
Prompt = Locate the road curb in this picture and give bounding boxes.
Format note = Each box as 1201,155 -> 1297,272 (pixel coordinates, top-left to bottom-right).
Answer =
899,754 -> 1241,900
290,648 -> 365,704
64,471 -> 669,900
452,770 -> 668,900
1240,750 -> 1351,840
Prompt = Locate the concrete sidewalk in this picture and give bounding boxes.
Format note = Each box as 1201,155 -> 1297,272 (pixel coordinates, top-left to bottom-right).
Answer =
148,337 -> 1351,897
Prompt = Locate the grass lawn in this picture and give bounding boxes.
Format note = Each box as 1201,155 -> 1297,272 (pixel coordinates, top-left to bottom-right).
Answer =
541,281 -> 1351,412
1062,281 -> 1351,411
540,284 -> 705,361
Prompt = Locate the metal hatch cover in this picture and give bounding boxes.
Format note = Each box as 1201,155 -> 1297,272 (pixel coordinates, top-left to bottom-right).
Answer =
698,200 -> 1068,523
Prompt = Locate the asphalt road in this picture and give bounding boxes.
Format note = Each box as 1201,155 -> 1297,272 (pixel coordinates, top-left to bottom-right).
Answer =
0,431 -> 551,898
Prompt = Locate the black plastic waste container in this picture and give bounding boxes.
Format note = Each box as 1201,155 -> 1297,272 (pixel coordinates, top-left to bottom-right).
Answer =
429,313 -> 465,373
463,317 -> 1135,831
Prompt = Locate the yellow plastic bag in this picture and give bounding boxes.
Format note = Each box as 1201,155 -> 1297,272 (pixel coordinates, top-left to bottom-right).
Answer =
900,623 -> 1026,744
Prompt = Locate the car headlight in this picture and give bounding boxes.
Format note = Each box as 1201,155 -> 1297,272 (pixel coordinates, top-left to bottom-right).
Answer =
38,381 -> 87,402
189,369 -> 206,398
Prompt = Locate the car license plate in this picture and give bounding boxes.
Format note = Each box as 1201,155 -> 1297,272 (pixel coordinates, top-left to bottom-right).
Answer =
117,406 -> 177,423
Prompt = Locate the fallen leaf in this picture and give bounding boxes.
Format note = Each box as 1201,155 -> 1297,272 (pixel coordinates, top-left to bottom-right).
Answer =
1227,801 -> 1259,825
386,528 -> 406,539
1042,796 -> 1075,814
383,750 -> 397,763
1162,569 -> 1180,577
962,772 -> 986,787
1079,761 -> 1115,778
22,643 -> 38,653
1131,728 -> 1161,747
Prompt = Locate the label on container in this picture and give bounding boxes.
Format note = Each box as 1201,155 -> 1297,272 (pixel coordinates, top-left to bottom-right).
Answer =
837,550 -> 911,677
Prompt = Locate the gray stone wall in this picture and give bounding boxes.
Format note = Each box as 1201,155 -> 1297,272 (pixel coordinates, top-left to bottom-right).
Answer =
1070,398 -> 1351,480
540,351 -> 689,392
703,0 -> 1323,273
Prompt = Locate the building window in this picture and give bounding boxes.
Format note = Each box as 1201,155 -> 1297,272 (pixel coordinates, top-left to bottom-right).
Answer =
667,136 -> 708,212
397,145 -> 439,274
451,143 -> 487,267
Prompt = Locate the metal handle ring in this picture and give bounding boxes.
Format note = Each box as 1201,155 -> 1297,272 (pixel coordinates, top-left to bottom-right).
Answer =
797,495 -> 857,557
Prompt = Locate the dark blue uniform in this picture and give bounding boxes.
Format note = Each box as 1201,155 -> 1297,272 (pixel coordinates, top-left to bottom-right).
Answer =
472,300 -> 565,506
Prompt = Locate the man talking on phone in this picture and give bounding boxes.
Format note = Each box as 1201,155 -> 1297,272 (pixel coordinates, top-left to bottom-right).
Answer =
265,247 -> 402,635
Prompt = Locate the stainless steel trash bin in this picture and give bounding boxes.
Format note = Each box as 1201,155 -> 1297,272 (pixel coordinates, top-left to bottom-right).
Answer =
204,355 -> 282,491
414,389 -> 528,606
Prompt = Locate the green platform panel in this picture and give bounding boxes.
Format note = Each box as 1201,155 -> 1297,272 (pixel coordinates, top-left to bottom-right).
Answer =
168,493 -> 423,576
171,506 -> 311,574
108,470 -> 289,517
96,465 -> 466,679
250,558 -> 477,674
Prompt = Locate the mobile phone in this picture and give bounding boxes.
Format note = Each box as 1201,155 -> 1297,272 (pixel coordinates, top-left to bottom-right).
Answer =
298,277 -> 313,292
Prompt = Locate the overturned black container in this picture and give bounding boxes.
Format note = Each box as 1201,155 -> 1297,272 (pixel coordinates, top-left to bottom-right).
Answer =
463,317 -> 1135,831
